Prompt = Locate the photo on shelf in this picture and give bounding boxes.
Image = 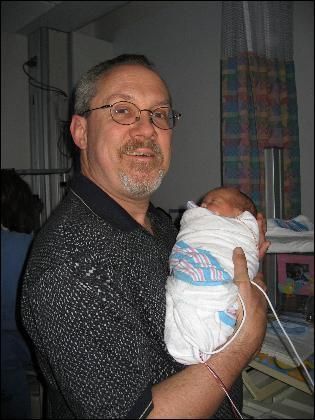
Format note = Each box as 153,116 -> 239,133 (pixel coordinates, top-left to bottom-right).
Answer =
277,254 -> 314,314
278,254 -> 314,296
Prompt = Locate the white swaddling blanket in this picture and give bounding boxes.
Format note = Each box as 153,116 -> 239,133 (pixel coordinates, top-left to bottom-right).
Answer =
165,204 -> 259,364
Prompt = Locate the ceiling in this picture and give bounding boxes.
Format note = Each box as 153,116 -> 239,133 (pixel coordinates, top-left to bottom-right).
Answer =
1,1 -> 130,35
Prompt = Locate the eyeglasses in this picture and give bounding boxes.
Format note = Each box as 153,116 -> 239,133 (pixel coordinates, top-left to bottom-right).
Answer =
81,100 -> 182,130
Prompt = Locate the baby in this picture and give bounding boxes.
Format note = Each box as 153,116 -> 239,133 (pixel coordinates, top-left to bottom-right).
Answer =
164,187 -> 259,364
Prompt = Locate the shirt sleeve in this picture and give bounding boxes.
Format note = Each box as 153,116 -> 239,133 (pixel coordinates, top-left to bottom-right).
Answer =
126,384 -> 153,418
21,256 -> 155,419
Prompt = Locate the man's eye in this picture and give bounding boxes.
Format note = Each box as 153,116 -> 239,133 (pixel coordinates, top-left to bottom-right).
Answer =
114,107 -> 130,115
153,110 -> 169,120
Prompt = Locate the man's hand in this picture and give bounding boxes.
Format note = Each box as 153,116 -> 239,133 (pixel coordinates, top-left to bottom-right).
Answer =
233,247 -> 267,360
257,212 -> 271,259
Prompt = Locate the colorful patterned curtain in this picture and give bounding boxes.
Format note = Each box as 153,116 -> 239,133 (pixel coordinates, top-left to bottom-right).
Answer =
221,1 -> 301,218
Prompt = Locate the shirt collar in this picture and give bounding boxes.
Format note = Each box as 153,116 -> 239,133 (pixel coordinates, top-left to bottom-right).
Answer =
69,173 -> 159,232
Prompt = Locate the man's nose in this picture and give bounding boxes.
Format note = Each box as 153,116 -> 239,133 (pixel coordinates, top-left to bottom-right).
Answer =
129,110 -> 157,137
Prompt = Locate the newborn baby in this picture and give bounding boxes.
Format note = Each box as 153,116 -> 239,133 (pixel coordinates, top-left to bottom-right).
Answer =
165,187 -> 259,364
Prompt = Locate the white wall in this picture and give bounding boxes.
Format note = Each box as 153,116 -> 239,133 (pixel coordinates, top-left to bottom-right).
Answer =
110,1 -> 223,214
1,32 -> 31,170
70,32 -> 113,88
294,1 -> 314,222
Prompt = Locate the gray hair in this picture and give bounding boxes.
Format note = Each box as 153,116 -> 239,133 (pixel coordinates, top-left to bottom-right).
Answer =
73,54 -> 170,116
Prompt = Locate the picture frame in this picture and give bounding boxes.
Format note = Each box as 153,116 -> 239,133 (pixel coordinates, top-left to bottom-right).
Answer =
277,254 -> 314,296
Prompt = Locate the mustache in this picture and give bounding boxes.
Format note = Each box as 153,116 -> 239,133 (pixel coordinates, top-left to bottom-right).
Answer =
120,139 -> 162,156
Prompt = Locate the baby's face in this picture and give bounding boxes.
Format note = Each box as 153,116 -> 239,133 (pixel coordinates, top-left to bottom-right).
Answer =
200,190 -> 242,217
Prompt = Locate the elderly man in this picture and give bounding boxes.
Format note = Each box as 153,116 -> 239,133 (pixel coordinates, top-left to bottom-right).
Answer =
21,54 -> 268,419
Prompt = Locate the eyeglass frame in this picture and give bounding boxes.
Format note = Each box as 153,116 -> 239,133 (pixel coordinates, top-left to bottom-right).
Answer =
80,100 -> 182,130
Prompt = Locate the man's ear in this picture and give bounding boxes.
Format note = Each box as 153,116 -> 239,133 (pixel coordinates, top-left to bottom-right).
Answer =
70,115 -> 88,150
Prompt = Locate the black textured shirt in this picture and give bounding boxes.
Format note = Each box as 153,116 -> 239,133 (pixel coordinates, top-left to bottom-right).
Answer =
20,173 -> 242,419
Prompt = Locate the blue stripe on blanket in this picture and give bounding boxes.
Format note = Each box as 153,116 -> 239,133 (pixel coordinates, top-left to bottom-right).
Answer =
218,311 -> 237,328
170,240 -> 231,285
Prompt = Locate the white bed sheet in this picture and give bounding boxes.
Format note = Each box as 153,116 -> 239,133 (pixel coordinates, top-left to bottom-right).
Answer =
266,215 -> 314,254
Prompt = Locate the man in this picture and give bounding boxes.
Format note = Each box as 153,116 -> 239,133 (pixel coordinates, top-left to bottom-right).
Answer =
21,54 -> 268,419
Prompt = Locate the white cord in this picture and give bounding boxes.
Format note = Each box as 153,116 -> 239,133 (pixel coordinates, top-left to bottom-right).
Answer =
203,280 -> 314,389
204,361 -> 244,419
249,279 -> 314,391
202,278 -> 314,403
202,292 -> 247,355
224,390 -> 243,419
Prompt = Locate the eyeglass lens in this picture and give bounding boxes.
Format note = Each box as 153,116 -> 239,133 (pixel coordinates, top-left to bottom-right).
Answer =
111,101 -> 177,129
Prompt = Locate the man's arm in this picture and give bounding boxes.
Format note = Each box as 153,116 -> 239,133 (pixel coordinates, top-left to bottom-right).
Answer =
148,247 -> 267,419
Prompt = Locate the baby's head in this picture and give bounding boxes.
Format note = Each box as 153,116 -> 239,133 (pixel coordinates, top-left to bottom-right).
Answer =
200,187 -> 257,218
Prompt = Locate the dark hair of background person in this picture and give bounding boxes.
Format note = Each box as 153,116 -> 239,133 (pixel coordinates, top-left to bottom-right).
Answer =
1,169 -> 42,234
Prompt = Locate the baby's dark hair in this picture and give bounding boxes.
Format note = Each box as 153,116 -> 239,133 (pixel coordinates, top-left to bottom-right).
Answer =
210,186 -> 258,217
237,190 -> 258,217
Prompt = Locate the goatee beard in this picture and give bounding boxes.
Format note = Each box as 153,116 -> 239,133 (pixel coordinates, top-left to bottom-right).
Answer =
118,139 -> 165,197
119,169 -> 165,198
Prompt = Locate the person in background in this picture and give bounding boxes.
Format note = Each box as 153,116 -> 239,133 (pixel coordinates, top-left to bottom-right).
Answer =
20,54 -> 269,419
1,169 -> 41,419
165,187 -> 260,365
